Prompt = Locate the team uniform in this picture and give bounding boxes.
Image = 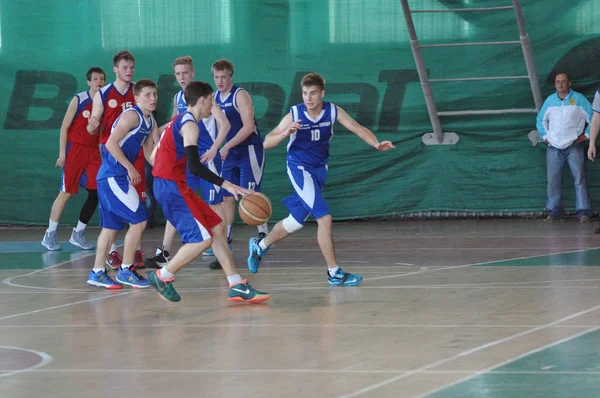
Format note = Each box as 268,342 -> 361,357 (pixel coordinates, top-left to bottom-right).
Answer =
61,91 -> 101,193
152,112 -> 222,243
214,85 -> 265,193
284,102 -> 337,224
96,106 -> 153,230
175,89 -> 224,205
98,82 -> 146,200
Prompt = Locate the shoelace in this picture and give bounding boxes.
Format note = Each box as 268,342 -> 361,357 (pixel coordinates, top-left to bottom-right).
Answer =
130,268 -> 146,280
164,282 -> 177,296
48,233 -> 58,246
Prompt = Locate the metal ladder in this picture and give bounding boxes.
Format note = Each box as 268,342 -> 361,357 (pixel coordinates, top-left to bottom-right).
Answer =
400,0 -> 542,145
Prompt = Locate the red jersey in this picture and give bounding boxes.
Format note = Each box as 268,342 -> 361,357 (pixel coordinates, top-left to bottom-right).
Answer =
67,91 -> 98,147
98,82 -> 135,144
153,112 -> 198,182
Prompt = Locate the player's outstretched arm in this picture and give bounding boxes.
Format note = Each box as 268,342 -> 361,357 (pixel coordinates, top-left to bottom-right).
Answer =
106,111 -> 141,185
204,105 -> 230,163
87,91 -> 104,135
263,113 -> 301,149
56,97 -> 78,168
336,106 -> 395,151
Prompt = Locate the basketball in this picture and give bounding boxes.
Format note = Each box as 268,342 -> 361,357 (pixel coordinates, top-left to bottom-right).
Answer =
239,193 -> 272,226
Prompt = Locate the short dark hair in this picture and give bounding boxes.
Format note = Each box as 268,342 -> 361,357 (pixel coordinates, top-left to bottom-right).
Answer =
554,72 -> 570,82
301,73 -> 326,91
86,67 -> 105,81
113,50 -> 135,66
211,59 -> 234,75
184,81 -> 213,106
133,79 -> 157,96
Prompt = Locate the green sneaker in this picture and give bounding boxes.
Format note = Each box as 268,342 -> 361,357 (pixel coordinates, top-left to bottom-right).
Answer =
148,271 -> 181,302
227,280 -> 270,304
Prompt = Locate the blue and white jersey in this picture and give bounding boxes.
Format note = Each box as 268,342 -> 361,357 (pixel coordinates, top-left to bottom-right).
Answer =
287,102 -> 337,168
175,89 -> 187,115
198,115 -> 217,150
97,105 -> 154,180
214,85 -> 262,149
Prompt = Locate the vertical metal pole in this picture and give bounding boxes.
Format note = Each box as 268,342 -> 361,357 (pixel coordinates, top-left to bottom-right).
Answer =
400,0 -> 444,143
513,0 -> 543,111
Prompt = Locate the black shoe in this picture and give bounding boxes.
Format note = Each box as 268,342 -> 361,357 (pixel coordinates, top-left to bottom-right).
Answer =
209,259 -> 222,270
144,247 -> 170,269
258,232 -> 267,239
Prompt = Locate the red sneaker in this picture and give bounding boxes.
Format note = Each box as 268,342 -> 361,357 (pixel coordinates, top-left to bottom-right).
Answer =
134,250 -> 145,269
106,251 -> 123,270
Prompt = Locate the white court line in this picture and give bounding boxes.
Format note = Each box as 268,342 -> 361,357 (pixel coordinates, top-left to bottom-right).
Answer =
0,292 -> 133,321
281,247 -> 598,251
0,346 -> 53,379
0,323 -> 597,329
340,303 -> 600,398
417,326 -> 600,397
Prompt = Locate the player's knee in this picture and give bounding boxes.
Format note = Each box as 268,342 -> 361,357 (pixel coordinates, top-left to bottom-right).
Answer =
316,214 -> 332,228
282,214 -> 304,233
58,191 -> 72,201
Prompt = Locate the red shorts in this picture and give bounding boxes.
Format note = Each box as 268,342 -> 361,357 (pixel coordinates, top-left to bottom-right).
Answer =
133,150 -> 146,201
61,143 -> 101,194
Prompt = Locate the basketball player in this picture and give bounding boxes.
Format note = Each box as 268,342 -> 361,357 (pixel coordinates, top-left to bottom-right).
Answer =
247,73 -> 395,286
145,56 -> 230,269
86,79 -> 158,289
209,60 -> 267,267
42,67 -> 106,252
88,50 -> 149,269
148,81 -> 269,303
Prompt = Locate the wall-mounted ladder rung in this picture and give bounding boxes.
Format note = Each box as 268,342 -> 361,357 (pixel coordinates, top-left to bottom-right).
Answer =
410,6 -> 514,13
430,76 -> 529,82
421,40 -> 520,48
438,108 -> 537,116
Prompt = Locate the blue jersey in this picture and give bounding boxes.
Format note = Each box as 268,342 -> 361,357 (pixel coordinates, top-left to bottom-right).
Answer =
198,115 -> 217,150
288,102 -> 337,168
214,85 -> 262,149
97,105 -> 154,180
175,90 -> 187,115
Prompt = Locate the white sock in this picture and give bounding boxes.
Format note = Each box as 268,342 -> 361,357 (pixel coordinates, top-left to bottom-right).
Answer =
258,239 -> 268,251
137,242 -> 141,251
227,274 -> 243,285
120,263 -> 132,270
226,225 -> 232,243
110,243 -> 117,253
92,267 -> 105,273
159,268 -> 174,280
257,223 -> 269,235
328,266 -> 340,277
75,220 -> 86,232
48,219 -> 59,233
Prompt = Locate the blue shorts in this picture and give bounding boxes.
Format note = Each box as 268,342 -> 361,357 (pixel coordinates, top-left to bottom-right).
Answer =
97,177 -> 147,230
282,162 -> 330,224
186,152 -> 224,205
222,144 -> 264,195
154,177 -> 222,244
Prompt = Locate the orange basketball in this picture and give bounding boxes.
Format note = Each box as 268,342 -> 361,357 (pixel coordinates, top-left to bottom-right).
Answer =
238,193 -> 272,226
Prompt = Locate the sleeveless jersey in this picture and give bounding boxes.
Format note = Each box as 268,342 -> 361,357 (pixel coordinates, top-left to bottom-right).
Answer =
97,105 -> 153,180
153,112 -> 198,182
214,85 -> 262,148
67,91 -> 98,147
287,101 -> 337,168
98,82 -> 135,144
175,90 -> 187,115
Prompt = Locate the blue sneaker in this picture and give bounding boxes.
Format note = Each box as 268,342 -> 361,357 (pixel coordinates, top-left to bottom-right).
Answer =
247,237 -> 269,274
86,269 -> 122,290
116,267 -> 149,288
328,268 -> 363,287
202,243 -> 233,256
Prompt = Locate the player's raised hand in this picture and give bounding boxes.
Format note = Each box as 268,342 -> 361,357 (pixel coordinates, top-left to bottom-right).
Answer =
283,121 -> 303,137
55,155 -> 66,169
221,181 -> 252,201
376,141 -> 395,151
87,116 -> 100,134
127,166 -> 141,186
